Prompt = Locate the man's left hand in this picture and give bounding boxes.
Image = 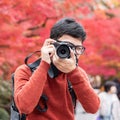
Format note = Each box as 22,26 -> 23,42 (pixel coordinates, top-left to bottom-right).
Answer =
52,49 -> 77,73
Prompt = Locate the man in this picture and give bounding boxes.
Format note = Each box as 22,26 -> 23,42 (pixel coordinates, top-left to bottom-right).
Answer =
14,17 -> 100,120
113,78 -> 120,100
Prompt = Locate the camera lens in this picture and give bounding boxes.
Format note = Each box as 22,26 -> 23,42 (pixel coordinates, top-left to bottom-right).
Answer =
56,44 -> 70,58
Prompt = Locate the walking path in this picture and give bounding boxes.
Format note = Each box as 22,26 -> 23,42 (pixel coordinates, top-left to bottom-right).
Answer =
75,102 -> 98,120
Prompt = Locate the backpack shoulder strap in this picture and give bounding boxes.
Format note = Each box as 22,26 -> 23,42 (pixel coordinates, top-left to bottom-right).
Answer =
11,73 -> 19,112
67,80 -> 77,109
11,73 -> 26,120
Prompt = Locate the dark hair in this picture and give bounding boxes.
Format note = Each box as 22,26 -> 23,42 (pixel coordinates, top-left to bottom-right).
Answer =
50,17 -> 86,42
104,81 -> 116,92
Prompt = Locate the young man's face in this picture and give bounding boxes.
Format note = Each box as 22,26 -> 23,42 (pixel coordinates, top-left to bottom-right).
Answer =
110,86 -> 117,94
58,34 -> 83,59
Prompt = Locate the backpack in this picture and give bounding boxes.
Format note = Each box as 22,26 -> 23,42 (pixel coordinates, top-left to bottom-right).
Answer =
10,51 -> 77,120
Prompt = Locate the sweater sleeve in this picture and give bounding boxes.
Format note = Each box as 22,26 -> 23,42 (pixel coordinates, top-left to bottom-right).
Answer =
14,60 -> 50,114
67,66 -> 100,114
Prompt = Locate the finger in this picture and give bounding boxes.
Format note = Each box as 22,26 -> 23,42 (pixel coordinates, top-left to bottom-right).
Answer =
49,46 -> 56,57
52,50 -> 62,64
44,39 -> 56,46
41,45 -> 55,55
47,45 -> 55,53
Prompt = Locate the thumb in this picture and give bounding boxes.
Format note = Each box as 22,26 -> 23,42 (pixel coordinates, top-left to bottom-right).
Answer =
70,49 -> 76,60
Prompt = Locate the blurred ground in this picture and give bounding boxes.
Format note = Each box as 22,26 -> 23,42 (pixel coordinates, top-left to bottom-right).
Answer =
75,102 -> 98,120
75,89 -> 99,120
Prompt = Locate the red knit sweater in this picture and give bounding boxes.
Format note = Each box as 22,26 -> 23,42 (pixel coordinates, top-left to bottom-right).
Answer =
14,60 -> 100,120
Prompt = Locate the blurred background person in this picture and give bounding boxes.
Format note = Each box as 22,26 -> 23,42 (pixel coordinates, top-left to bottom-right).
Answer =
97,81 -> 120,120
113,78 -> 120,101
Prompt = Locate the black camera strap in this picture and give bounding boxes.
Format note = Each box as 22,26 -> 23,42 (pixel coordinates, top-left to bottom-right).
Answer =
24,51 -> 77,111
24,51 -> 60,78
25,52 -> 48,112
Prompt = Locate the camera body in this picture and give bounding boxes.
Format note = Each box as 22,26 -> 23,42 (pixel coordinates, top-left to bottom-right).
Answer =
53,41 -> 71,59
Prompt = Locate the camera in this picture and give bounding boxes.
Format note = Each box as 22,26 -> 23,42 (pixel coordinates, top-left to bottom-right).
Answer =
53,41 -> 70,59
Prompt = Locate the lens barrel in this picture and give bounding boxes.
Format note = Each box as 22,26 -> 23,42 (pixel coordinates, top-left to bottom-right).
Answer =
53,42 -> 70,59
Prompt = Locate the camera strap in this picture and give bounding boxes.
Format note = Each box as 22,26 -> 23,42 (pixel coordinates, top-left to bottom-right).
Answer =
24,51 -> 60,78
24,51 -> 60,112
24,51 -> 77,110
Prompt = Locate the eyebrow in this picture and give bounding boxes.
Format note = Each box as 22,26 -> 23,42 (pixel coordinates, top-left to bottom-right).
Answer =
57,40 -> 75,46
57,40 -> 83,47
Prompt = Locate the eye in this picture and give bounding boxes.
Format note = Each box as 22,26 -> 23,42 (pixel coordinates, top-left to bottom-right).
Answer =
75,46 -> 85,54
76,47 -> 82,52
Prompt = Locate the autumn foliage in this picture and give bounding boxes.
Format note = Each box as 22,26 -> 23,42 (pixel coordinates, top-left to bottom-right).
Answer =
0,0 -> 120,80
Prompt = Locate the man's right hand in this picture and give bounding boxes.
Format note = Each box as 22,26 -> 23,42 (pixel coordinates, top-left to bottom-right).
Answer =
41,39 -> 56,64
